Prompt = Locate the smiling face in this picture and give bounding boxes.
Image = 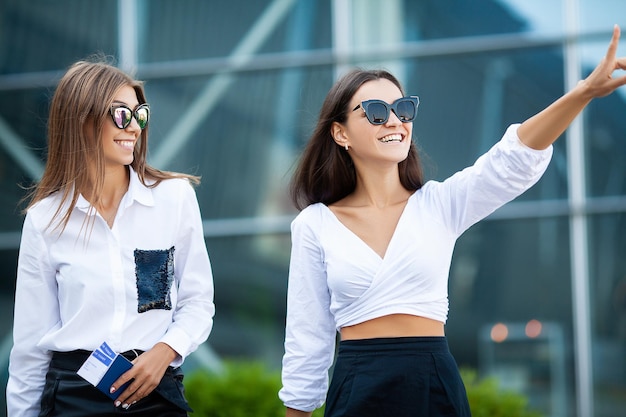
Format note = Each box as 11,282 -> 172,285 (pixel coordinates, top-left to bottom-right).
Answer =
332,78 -> 412,167
102,85 -> 142,170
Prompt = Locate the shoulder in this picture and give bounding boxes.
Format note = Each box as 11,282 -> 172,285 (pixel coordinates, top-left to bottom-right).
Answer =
18,191 -> 77,239
128,175 -> 200,220
28,192 -> 63,212
25,192 -> 66,225
292,203 -> 326,225
130,167 -> 196,198
146,177 -> 198,205
411,181 -> 440,201
156,180 -> 201,221
290,203 -> 328,235
152,177 -> 194,193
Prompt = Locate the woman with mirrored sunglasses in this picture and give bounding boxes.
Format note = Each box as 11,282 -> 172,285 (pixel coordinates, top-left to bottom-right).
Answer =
7,57 -> 215,416
280,25 -> 626,417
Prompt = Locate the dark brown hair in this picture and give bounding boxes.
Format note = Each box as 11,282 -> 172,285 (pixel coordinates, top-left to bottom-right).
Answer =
289,69 -> 424,210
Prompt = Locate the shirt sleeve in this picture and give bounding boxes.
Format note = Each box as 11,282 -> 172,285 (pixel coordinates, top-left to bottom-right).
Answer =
158,181 -> 215,366
425,123 -> 553,236
279,208 -> 337,412
7,213 -> 58,417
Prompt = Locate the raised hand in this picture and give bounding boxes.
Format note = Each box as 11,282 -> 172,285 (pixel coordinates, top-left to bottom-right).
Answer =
579,24 -> 626,99
518,24 -> 626,150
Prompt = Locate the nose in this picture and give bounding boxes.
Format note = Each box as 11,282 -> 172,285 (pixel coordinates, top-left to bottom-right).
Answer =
385,110 -> 403,126
126,116 -> 143,133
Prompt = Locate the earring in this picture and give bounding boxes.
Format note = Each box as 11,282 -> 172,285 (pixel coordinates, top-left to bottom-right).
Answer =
345,144 -> 349,151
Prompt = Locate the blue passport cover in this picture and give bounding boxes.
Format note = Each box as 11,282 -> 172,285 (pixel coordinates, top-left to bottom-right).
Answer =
95,354 -> 133,400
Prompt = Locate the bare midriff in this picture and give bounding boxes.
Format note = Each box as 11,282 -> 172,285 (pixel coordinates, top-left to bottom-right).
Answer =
340,314 -> 445,340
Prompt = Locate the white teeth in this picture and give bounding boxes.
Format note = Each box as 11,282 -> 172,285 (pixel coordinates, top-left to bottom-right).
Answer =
115,140 -> 135,150
379,134 -> 402,143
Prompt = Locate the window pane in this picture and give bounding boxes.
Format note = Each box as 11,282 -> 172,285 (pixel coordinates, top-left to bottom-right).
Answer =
205,233 -> 290,364
580,0 -> 626,34
404,0 -> 565,40
448,217 -> 575,416
0,0 -> 117,74
143,67 -> 333,219
404,48 -> 567,201
0,89 -> 48,230
583,41 -> 626,198
141,0 -> 332,63
589,213 -> 626,417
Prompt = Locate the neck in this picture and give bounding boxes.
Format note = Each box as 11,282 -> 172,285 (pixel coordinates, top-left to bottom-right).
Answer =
94,166 -> 130,228
102,166 -> 130,198
351,165 -> 410,208
84,166 -> 130,209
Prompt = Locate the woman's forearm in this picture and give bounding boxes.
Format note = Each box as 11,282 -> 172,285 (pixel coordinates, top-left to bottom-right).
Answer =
517,83 -> 592,150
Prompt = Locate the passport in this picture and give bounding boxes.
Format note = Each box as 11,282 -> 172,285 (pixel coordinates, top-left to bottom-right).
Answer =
77,341 -> 134,400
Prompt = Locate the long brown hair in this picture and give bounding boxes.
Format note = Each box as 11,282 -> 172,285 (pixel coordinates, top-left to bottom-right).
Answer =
25,56 -> 199,232
289,69 -> 424,210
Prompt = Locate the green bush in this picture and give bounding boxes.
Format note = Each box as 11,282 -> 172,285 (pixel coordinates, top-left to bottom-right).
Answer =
184,361 -> 325,417
184,361 -> 540,417
461,369 -> 543,417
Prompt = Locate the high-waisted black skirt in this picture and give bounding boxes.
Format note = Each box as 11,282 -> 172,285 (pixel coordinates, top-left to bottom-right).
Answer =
38,350 -> 191,417
324,337 -> 471,417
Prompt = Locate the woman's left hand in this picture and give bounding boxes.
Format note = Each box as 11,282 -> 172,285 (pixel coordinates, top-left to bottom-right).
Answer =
518,24 -> 626,150
579,24 -> 626,99
110,342 -> 179,409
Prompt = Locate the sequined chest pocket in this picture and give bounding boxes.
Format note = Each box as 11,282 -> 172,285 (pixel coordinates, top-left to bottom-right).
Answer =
134,247 -> 175,313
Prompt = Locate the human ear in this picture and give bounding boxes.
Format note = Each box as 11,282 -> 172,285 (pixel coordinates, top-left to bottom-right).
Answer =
330,122 -> 350,149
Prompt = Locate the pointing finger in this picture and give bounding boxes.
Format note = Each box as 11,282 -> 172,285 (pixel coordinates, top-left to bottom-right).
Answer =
605,24 -> 621,61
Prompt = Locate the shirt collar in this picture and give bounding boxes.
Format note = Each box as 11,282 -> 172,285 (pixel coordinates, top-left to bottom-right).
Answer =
126,166 -> 155,207
75,166 -> 155,214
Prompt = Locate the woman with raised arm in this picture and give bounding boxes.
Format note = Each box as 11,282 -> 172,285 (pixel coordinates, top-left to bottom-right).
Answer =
280,25 -> 626,417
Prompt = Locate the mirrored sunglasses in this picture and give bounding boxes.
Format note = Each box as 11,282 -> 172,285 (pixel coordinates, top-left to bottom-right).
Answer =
352,96 -> 419,125
109,103 -> 150,130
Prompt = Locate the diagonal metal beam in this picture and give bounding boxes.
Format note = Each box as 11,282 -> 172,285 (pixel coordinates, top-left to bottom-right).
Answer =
0,115 -> 44,181
150,0 -> 296,168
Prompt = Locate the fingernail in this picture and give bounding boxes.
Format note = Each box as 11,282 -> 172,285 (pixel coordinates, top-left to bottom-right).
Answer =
122,403 -> 129,409
110,386 -> 116,393
115,401 -> 121,407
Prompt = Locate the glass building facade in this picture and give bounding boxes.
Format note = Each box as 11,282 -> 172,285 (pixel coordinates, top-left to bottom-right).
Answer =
1,0 -> 625,415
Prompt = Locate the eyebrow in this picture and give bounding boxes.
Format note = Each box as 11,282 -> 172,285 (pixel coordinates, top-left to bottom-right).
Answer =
112,101 -> 141,108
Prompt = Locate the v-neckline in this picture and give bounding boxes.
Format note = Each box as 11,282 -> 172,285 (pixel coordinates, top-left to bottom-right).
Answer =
323,193 -> 413,261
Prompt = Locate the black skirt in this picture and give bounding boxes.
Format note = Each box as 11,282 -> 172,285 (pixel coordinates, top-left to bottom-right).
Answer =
38,350 -> 191,417
324,337 -> 471,417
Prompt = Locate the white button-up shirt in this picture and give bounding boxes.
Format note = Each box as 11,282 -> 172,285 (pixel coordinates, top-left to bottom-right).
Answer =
7,167 -> 215,417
